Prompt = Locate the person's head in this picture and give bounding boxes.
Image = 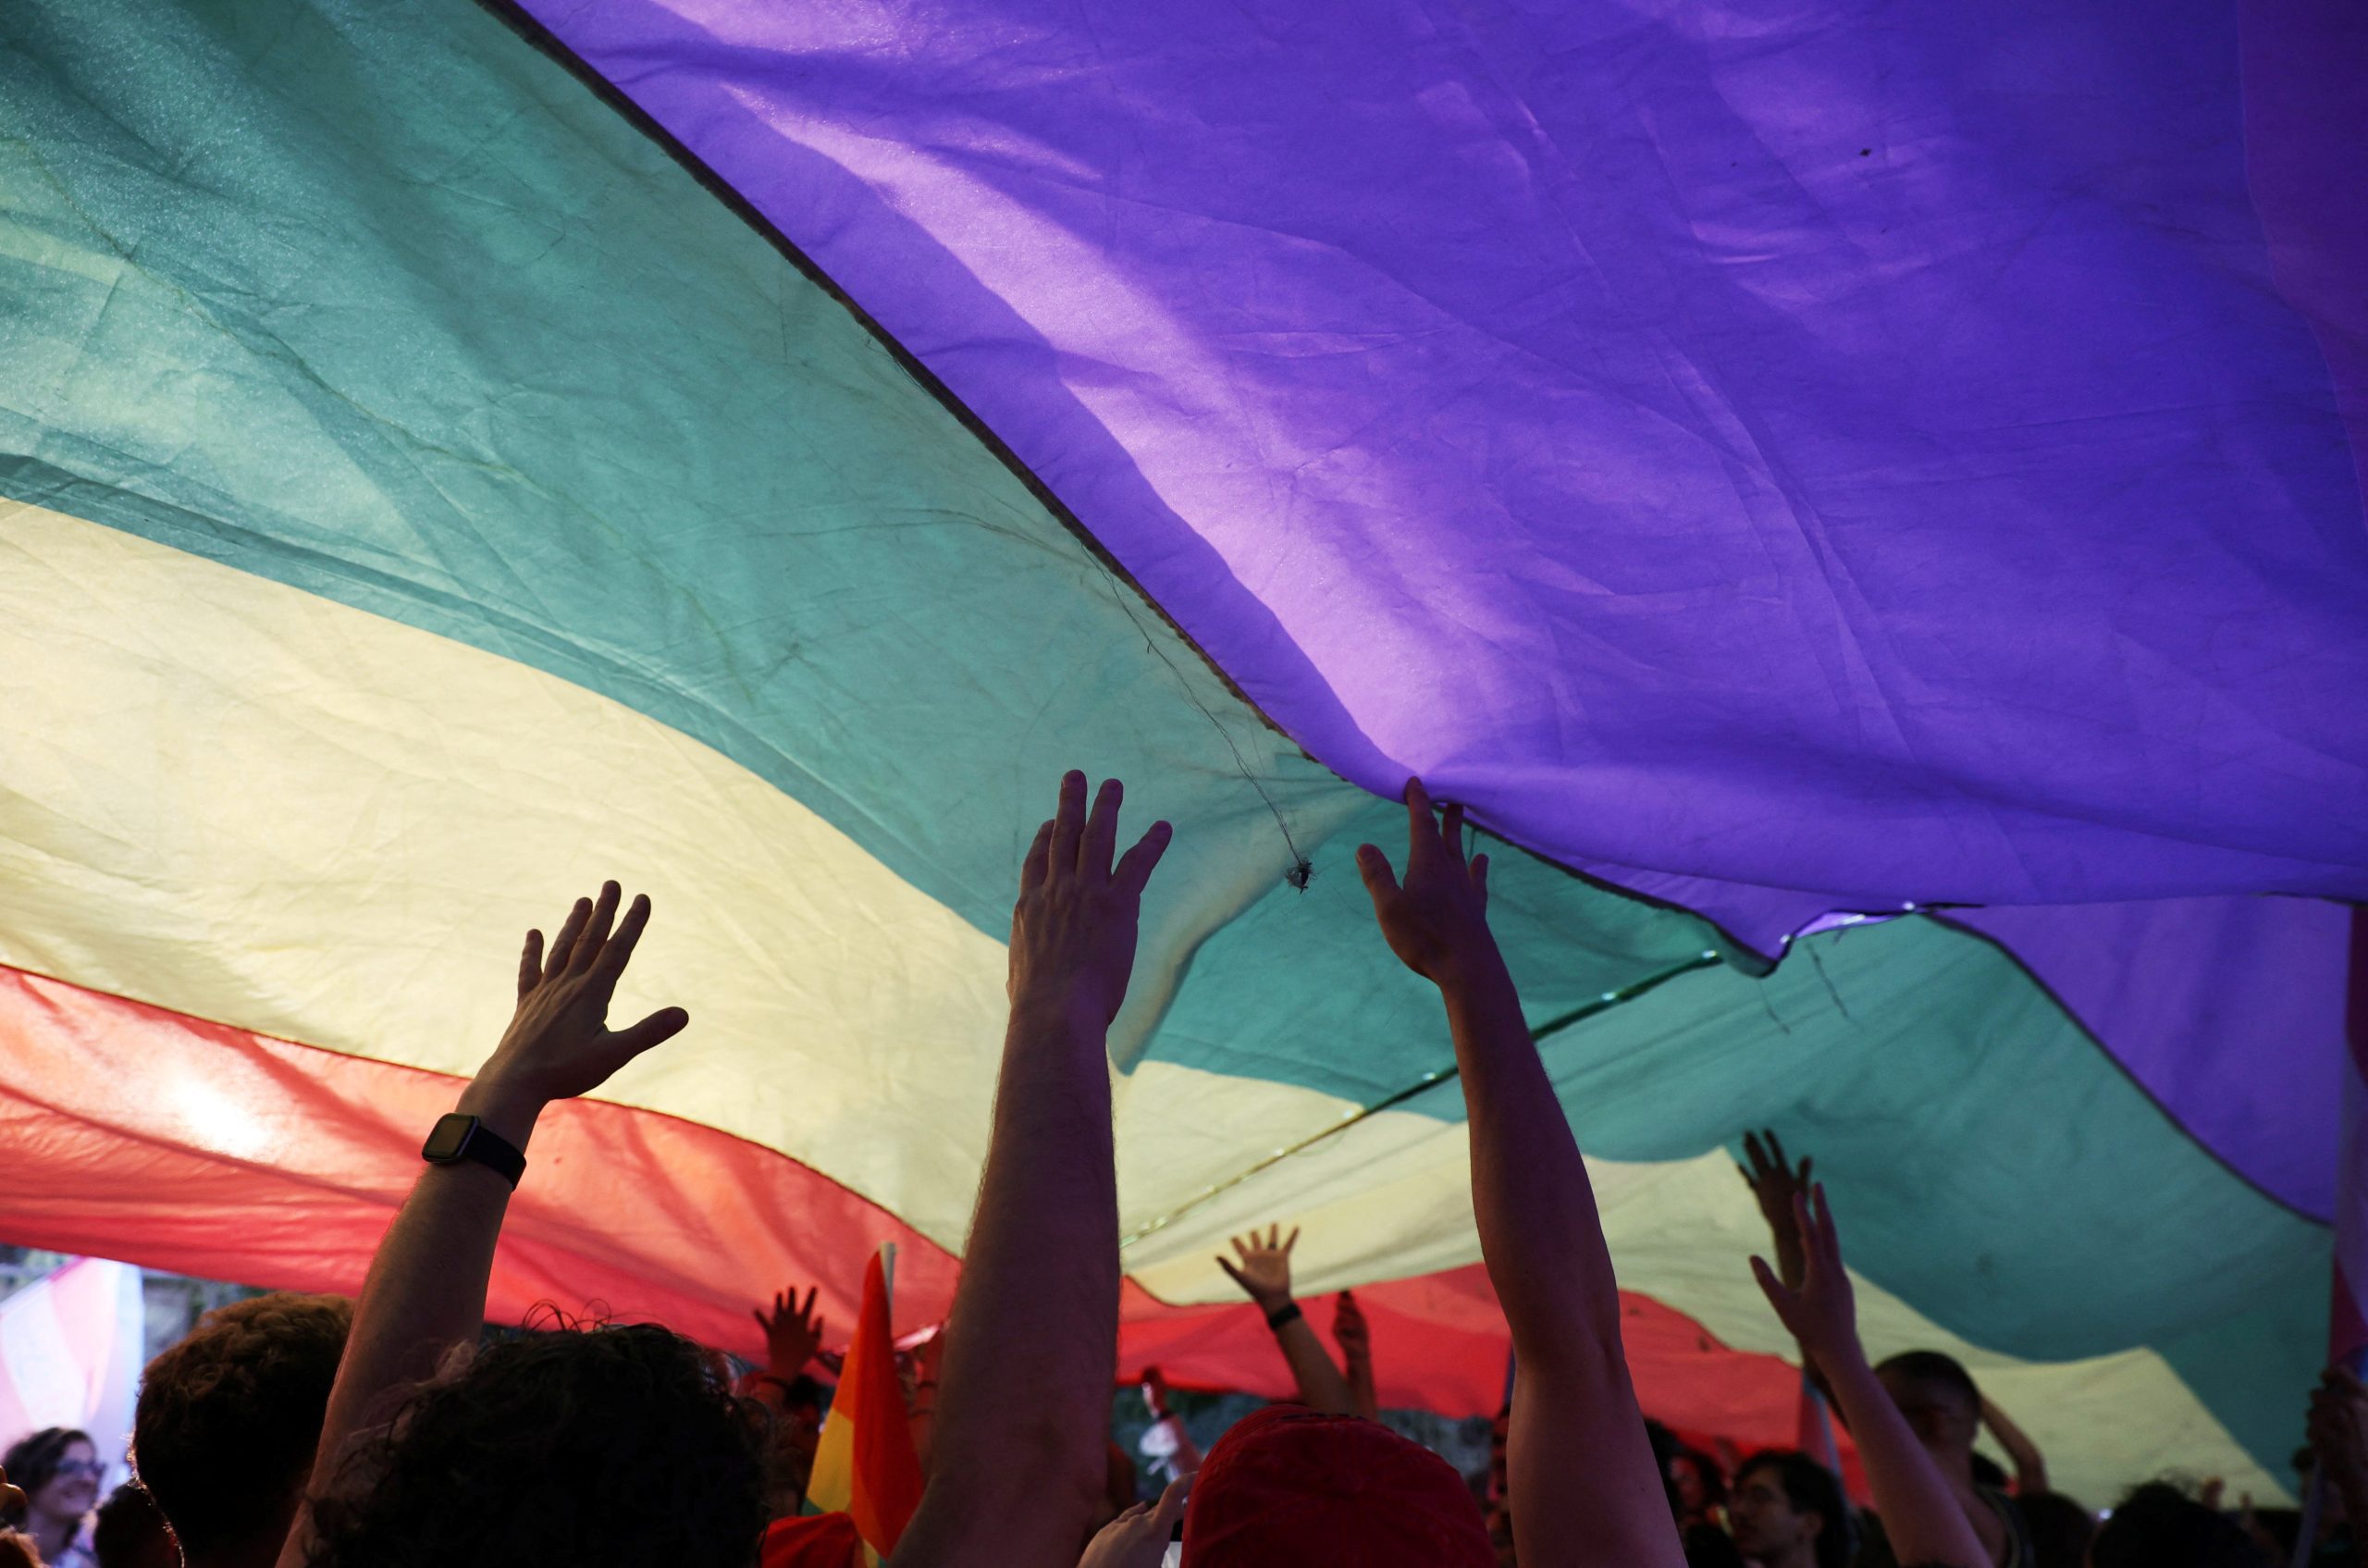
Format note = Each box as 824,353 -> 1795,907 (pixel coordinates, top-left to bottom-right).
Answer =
1874,1351 -> 1981,1454
1727,1451 -> 1850,1568
92,1482 -> 180,1568
1670,1447 -> 1726,1517
132,1290 -> 352,1567
1182,1404 -> 1492,1566
2090,1482 -> 2271,1568
2005,1489 -> 2092,1568
2,1427 -> 103,1529
306,1319 -> 768,1568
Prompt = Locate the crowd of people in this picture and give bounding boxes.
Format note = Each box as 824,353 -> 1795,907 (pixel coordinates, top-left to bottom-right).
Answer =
1,774 -> 2362,1567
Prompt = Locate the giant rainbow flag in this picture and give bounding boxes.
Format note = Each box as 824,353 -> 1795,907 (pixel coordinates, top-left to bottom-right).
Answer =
2,0 -> 2362,1507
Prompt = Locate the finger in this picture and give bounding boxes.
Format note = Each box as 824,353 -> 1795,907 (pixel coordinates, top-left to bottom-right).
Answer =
1749,1254 -> 1790,1313
1766,1130 -> 1788,1170
1790,1192 -> 1819,1284
1471,852 -> 1488,907
802,1286 -> 817,1321
609,1005 -> 689,1058
1267,1222 -> 1281,1250
593,892 -> 654,980
568,880 -> 622,973
753,1308 -> 770,1335
1354,843 -> 1401,911
1113,820 -> 1173,898
1153,1471 -> 1192,1526
1442,801 -> 1468,868
518,930 -> 544,1000
1215,1255 -> 1247,1290
547,896 -> 594,980
1049,770 -> 1087,875
1081,777 -> 1123,873
1019,819 -> 1054,897
1284,1226 -> 1301,1254
1229,1235 -> 1250,1261
1811,1183 -> 1843,1268
1403,776 -> 1439,861
1743,1130 -> 1766,1173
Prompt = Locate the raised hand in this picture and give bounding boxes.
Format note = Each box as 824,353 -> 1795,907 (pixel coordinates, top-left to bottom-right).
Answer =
1076,1475 -> 1190,1568
1739,1130 -> 1814,1289
1007,772 -> 1172,1030
1355,778 -> 1498,991
1750,1185 -> 1860,1373
1215,1225 -> 1301,1311
473,881 -> 687,1109
754,1286 -> 825,1378
1331,1289 -> 1371,1361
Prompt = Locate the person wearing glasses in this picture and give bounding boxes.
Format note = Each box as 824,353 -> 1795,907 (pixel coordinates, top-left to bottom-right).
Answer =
2,1427 -> 105,1568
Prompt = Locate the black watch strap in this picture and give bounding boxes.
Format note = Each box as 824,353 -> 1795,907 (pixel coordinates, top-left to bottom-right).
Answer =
421,1113 -> 527,1189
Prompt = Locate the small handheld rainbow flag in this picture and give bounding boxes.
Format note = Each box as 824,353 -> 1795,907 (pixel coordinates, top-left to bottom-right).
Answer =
805,1247 -> 924,1559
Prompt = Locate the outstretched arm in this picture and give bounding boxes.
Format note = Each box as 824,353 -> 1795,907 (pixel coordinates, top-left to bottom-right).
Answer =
1977,1395 -> 2046,1497
1753,1190 -> 1990,1568
897,773 -> 1170,1568
1333,1290 -> 1380,1422
280,883 -> 688,1568
1215,1226 -> 1355,1415
1740,1130 -> 1843,1417
1357,779 -> 1681,1568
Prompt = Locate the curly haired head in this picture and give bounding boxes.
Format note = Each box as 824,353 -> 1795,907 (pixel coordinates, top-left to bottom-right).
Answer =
133,1290 -> 352,1564
307,1319 -> 769,1568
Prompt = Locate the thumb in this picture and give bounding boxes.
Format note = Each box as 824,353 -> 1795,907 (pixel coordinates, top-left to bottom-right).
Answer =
610,1006 -> 690,1058
1749,1255 -> 1791,1317
1153,1471 -> 1192,1527
1355,844 -> 1401,907
1215,1255 -> 1250,1292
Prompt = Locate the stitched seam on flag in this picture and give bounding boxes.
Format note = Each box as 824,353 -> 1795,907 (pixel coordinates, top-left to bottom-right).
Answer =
466,0 -> 1312,870
1117,951 -> 1722,1248
1930,916 -> 2332,1228
459,0 -> 1773,957
0,960 -> 957,1257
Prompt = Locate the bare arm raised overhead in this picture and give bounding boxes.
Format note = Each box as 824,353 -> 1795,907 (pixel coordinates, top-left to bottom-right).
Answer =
278,882 -> 688,1568
895,772 -> 1171,1568
1215,1225 -> 1357,1416
1752,1190 -> 1990,1568
1356,779 -> 1682,1568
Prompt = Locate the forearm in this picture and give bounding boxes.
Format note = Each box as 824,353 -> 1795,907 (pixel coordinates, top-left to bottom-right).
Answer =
1823,1353 -> 1989,1568
1443,957 -> 1622,1366
1445,956 -> 1679,1568
904,1005 -> 1116,1562
1978,1397 -> 2046,1495
282,1081 -> 533,1568
1269,1315 -> 1354,1414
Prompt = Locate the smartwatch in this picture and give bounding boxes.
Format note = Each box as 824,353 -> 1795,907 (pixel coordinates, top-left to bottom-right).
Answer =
420,1113 -> 527,1189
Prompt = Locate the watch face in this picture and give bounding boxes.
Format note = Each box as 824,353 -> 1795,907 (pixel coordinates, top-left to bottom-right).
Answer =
421,1114 -> 475,1162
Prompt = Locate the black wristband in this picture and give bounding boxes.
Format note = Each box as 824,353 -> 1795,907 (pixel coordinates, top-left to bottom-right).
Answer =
1264,1301 -> 1303,1332
420,1113 -> 527,1189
